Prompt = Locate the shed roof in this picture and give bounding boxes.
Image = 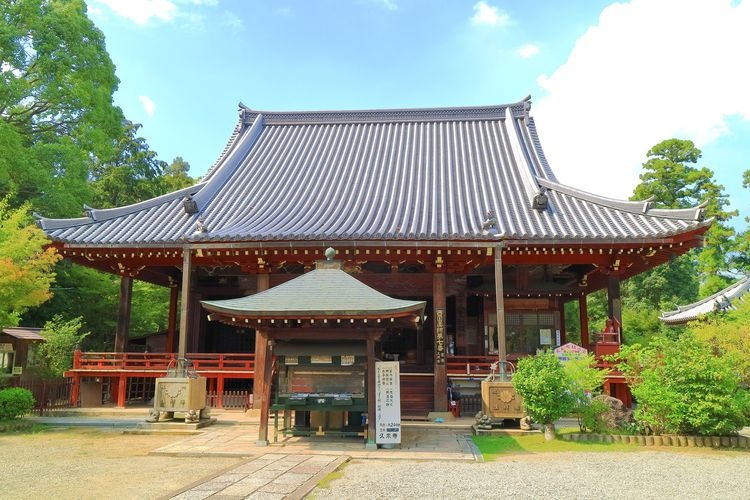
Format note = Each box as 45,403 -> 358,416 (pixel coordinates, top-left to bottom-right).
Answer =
1,327 -> 44,341
39,97 -> 709,246
659,275 -> 750,325
201,259 -> 425,320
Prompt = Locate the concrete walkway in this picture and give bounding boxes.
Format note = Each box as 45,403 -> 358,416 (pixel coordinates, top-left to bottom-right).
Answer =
168,453 -> 348,500
151,421 -> 480,461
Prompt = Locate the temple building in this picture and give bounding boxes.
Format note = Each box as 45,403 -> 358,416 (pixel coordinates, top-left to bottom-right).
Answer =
38,96 -> 710,414
660,275 -> 750,325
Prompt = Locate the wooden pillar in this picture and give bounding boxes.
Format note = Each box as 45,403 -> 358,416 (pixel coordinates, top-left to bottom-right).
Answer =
432,273 -> 448,412
456,290 -> 467,355
252,274 -> 271,409
256,331 -> 273,446
117,374 -> 127,408
70,373 -> 80,407
113,275 -> 133,353
494,246 -> 507,367
217,375 -> 225,409
366,335 -> 377,448
416,324 -> 425,365
178,248 -> 192,359
607,275 -> 622,339
558,300 -> 566,345
166,285 -> 178,353
579,294 -> 589,349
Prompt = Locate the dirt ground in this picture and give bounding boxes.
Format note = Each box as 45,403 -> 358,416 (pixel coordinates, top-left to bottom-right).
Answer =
0,427 -> 243,500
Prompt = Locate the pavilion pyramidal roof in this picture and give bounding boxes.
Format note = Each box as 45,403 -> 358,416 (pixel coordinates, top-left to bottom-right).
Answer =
201,255 -> 425,321
38,97 -> 711,246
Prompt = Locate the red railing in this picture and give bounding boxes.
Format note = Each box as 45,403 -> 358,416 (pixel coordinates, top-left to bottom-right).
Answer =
72,351 -> 254,372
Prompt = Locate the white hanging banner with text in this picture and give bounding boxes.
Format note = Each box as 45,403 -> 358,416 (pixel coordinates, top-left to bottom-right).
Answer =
375,361 -> 401,445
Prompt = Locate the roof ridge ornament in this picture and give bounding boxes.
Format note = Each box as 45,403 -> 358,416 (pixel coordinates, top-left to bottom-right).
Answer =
325,247 -> 336,261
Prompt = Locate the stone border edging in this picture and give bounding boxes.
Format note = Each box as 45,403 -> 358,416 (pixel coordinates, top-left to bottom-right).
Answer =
561,433 -> 750,448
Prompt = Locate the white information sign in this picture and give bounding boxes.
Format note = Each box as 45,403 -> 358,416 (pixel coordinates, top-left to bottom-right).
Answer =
375,361 -> 401,445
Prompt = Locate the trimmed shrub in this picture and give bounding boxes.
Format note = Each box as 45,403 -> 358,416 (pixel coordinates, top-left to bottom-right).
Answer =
0,387 -> 35,420
513,351 -> 576,439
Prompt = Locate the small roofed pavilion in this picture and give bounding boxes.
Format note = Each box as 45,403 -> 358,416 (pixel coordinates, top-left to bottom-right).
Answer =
201,248 -> 425,446
660,275 -> 750,325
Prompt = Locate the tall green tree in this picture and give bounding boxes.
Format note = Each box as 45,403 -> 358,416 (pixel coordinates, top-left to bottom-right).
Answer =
630,139 -> 737,298
0,199 -> 60,327
0,0 -> 124,216
161,156 -> 196,192
91,121 -> 168,208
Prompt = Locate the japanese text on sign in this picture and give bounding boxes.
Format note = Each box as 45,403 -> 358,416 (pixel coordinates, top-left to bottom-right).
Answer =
435,309 -> 446,365
375,361 -> 401,445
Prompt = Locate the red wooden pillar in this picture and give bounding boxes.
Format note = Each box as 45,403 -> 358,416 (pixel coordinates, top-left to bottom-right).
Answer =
579,294 -> 589,349
117,374 -> 127,408
114,275 -> 133,353
256,330 -> 273,446
70,373 -> 80,407
217,375 -> 225,409
252,273 -> 270,409
432,272 -> 448,412
607,275 -> 622,341
166,284 -> 178,353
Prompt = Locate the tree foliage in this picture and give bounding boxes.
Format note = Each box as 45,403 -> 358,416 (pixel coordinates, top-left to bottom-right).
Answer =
0,0 -> 124,216
37,314 -> 89,377
615,335 -> 749,436
688,297 -> 750,385
631,139 -> 737,297
0,198 -> 60,327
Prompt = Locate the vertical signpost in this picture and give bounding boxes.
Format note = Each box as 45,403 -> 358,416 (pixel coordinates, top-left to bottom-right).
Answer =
375,361 -> 401,446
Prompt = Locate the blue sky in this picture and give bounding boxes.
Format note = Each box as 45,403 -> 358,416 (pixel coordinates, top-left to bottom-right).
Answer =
87,0 -> 749,228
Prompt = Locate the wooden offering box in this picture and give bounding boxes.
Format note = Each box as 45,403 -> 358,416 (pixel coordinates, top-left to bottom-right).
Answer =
481,379 -> 524,419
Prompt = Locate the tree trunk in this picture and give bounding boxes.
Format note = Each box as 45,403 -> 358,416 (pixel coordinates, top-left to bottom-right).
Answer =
544,423 -> 556,441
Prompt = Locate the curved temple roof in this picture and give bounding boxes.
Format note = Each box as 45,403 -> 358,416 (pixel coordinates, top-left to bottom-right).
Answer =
659,275 -> 750,325
39,97 -> 710,246
201,260 -> 425,319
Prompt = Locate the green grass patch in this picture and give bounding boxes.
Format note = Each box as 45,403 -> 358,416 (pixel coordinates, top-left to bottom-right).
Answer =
472,429 -> 637,459
315,461 -> 350,489
0,419 -> 47,434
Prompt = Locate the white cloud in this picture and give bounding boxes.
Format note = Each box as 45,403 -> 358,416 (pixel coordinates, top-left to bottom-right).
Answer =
370,0 -> 398,10
534,0 -> 750,200
222,10 -> 244,30
139,95 -> 156,117
472,1 -> 509,27
95,0 -> 177,24
518,43 -> 539,58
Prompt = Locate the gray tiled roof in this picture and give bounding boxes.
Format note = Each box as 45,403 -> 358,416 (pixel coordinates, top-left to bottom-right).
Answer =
659,275 -> 750,325
39,97 -> 710,246
201,263 -> 425,318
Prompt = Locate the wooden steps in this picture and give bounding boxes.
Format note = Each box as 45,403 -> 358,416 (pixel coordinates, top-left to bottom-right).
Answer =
400,374 -> 434,416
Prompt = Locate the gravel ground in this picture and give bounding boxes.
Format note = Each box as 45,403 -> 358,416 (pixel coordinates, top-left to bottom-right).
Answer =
0,427 -> 241,500
310,451 -> 750,500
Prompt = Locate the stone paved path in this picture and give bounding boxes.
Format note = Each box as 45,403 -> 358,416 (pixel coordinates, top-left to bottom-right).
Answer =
168,453 -> 348,500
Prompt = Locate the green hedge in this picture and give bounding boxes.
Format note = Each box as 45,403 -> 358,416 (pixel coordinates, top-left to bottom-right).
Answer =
0,387 -> 35,419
